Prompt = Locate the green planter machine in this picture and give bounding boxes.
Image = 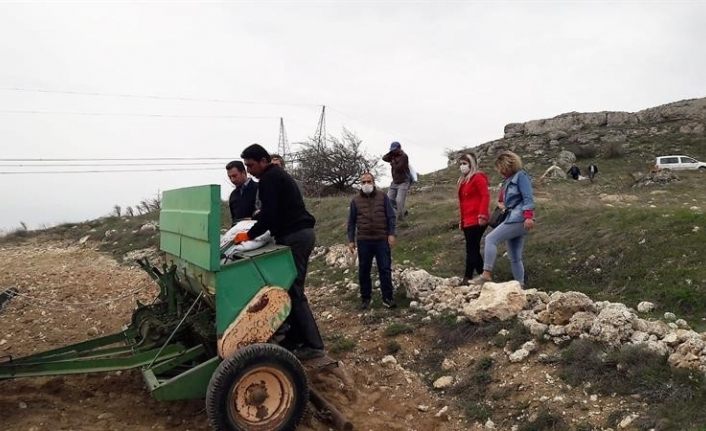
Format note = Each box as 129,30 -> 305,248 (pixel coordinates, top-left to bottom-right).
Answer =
0,185 -> 348,431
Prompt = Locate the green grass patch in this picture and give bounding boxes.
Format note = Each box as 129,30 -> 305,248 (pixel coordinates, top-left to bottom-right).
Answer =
383,322 -> 414,337
327,333 -> 357,354
384,340 -> 402,355
559,339 -> 706,430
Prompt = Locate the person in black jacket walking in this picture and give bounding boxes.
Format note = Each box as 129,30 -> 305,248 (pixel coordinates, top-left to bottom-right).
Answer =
235,144 -> 325,360
225,160 -> 258,225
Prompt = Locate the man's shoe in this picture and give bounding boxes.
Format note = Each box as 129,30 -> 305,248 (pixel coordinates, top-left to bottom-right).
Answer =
360,298 -> 371,310
382,297 -> 397,309
293,347 -> 326,361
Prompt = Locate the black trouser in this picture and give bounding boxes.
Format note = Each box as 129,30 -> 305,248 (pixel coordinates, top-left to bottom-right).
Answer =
357,239 -> 394,301
463,224 -> 487,278
276,228 -> 325,350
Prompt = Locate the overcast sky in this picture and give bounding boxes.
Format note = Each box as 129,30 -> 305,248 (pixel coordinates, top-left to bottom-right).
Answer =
1,1 -> 704,231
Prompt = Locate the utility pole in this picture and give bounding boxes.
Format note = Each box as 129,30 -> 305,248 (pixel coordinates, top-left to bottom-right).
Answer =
277,117 -> 290,163
313,105 -> 326,146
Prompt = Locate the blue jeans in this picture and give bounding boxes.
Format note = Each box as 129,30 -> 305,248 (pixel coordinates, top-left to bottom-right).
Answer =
388,181 -> 410,220
357,239 -> 394,301
483,221 -> 528,285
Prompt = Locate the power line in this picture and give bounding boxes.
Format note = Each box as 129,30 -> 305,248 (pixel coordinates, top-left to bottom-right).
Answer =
0,109 -> 279,120
0,87 -> 321,108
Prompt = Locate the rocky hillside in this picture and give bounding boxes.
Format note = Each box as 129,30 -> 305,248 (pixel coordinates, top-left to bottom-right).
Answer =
450,97 -> 706,170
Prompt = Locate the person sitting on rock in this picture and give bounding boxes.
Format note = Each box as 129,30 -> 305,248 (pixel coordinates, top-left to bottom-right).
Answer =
347,172 -> 397,310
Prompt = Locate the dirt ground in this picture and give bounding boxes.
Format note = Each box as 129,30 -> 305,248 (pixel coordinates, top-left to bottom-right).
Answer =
0,240 -> 459,431
0,239 -> 646,431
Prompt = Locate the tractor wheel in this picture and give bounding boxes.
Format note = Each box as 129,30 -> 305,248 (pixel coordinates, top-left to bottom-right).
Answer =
206,343 -> 309,431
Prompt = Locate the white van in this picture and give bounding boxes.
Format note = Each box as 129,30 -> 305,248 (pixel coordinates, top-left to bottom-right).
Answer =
655,155 -> 706,171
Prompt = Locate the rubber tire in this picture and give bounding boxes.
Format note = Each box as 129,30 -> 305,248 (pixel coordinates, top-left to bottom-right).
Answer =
206,343 -> 309,431
699,166 -> 706,172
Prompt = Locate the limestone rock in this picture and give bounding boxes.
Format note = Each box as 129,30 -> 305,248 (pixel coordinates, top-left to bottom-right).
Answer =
544,291 -> 596,325
589,303 -> 636,346
668,337 -> 705,370
381,355 -> 397,366
504,123 -> 525,138
325,245 -> 357,269
462,281 -> 527,323
637,301 -> 655,313
138,223 -> 157,234
441,358 -> 456,371
508,349 -> 530,363
400,268 -> 444,299
565,311 -> 596,337
556,150 -> 577,169
433,376 -> 453,389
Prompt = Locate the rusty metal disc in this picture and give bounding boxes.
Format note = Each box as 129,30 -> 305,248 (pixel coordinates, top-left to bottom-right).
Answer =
227,365 -> 295,430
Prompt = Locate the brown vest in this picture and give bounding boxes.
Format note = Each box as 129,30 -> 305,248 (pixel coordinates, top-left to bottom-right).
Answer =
354,190 -> 388,241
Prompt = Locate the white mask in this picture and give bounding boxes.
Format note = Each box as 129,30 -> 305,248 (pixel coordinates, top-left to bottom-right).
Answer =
361,184 -> 374,194
459,164 -> 471,175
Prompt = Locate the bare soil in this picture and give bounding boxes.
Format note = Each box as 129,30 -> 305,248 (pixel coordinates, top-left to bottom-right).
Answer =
0,239 -> 644,430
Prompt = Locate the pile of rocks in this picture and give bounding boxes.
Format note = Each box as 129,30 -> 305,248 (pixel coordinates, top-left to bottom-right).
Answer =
319,244 -> 357,268
633,170 -> 680,187
321,246 -> 706,375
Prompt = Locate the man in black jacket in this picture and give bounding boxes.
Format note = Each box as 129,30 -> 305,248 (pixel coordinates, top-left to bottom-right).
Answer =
226,160 -> 258,226
235,144 -> 325,359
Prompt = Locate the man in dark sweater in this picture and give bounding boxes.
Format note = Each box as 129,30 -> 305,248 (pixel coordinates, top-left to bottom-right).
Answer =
382,141 -> 411,221
226,160 -> 258,226
347,172 -> 397,310
235,144 -> 325,359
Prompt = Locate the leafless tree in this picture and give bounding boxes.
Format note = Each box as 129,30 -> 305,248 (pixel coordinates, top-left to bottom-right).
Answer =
293,128 -> 381,196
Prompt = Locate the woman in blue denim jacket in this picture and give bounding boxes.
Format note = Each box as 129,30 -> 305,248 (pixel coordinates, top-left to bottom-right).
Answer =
480,151 -> 535,287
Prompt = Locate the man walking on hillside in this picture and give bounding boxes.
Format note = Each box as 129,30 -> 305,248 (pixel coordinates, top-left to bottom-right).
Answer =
347,172 -> 397,310
382,141 -> 411,221
567,163 -> 581,180
225,160 -> 258,225
235,144 -> 325,360
587,163 -> 598,182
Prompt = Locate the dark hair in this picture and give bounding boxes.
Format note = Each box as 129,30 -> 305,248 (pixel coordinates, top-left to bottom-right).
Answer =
271,153 -> 285,168
225,160 -> 245,172
240,144 -> 271,163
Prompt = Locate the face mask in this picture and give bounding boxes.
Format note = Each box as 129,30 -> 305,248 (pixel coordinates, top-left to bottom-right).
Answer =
361,184 -> 374,194
459,164 -> 471,175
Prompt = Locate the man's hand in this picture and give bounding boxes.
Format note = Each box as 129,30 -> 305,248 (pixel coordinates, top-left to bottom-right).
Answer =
348,242 -> 356,254
524,219 -> 535,231
478,216 -> 488,226
234,231 -> 250,244
388,235 -> 396,247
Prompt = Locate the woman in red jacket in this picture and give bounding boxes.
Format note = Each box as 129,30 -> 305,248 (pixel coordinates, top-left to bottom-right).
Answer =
457,153 -> 490,284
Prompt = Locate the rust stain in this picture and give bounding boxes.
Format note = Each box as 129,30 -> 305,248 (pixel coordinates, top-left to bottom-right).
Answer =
247,293 -> 270,313
219,287 -> 291,359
